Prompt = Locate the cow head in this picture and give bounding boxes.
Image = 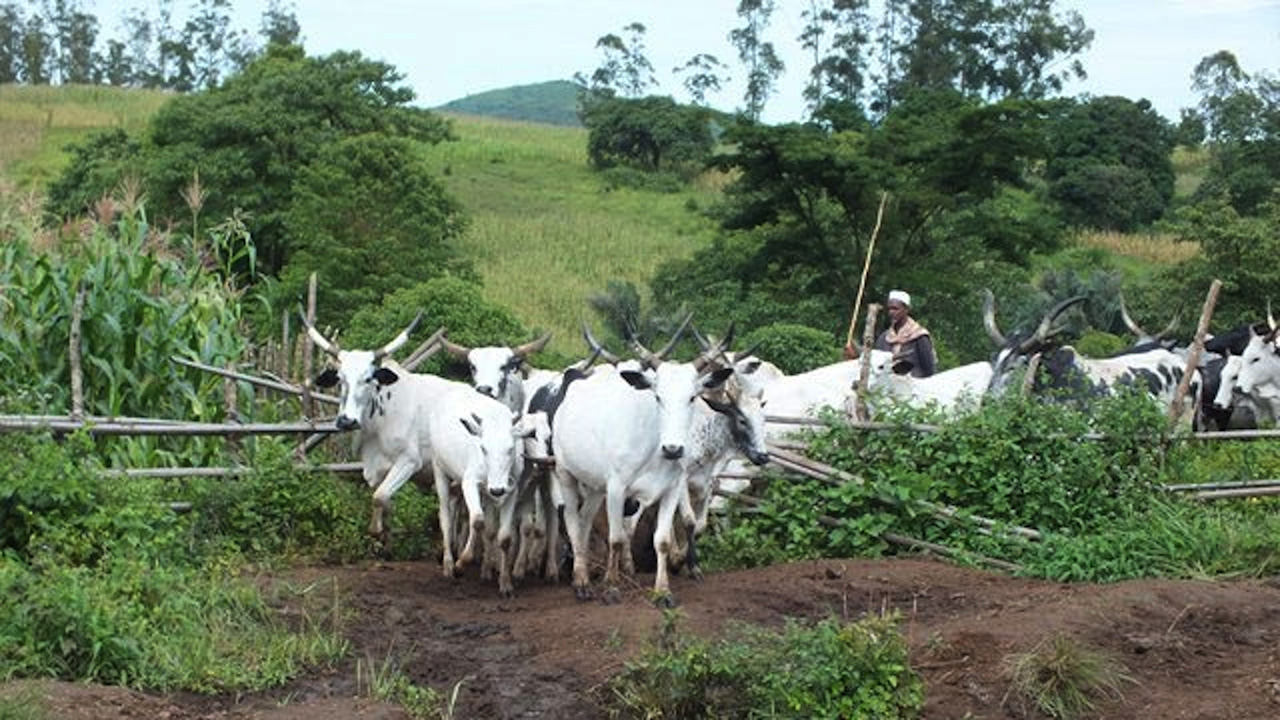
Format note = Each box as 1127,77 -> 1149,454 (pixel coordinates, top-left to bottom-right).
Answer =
985,290 -> 1086,395
461,407 -> 533,499
1234,328 -> 1280,397
620,318 -> 733,460
440,332 -> 552,409
1212,352 -> 1242,411
703,379 -> 770,466
306,311 -> 422,430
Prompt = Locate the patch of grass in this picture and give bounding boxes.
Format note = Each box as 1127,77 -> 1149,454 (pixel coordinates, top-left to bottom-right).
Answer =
1075,229 -> 1199,266
1172,145 -> 1209,199
605,609 -> 924,719
356,644 -> 452,720
1002,633 -> 1133,720
0,683 -> 46,720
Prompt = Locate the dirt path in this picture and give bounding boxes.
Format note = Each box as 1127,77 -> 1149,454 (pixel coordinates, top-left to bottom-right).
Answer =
9,556 -> 1280,719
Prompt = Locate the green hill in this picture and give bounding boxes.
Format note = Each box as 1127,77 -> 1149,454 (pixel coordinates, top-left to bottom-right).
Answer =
434,80 -> 582,127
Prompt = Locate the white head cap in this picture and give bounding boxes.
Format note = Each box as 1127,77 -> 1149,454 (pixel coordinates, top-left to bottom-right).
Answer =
887,290 -> 911,307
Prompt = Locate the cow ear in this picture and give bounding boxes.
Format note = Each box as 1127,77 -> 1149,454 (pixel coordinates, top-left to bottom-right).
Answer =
620,370 -> 653,391
373,367 -> 400,385
315,368 -> 339,388
703,367 -> 734,390
741,359 -> 762,374
701,395 -> 733,415
461,413 -> 482,436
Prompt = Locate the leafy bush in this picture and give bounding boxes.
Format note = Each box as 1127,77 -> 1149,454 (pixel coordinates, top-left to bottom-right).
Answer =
605,611 -> 923,719
342,276 -> 530,377
738,323 -> 841,374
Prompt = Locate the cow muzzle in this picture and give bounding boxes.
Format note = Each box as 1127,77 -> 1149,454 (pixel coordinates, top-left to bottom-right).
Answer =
748,450 -> 770,466
488,486 -> 507,499
661,444 -> 685,460
336,416 -> 360,431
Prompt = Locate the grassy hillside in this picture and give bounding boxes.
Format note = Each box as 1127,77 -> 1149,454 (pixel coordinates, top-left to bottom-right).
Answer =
424,113 -> 724,355
0,84 -> 171,189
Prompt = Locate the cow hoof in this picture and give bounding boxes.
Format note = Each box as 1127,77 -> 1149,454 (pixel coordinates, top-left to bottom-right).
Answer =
574,585 -> 594,602
601,587 -> 622,605
498,587 -> 514,600
688,566 -> 704,582
652,592 -> 677,609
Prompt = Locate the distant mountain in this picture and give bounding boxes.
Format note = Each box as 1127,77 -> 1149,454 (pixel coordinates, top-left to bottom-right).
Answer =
435,80 -> 581,127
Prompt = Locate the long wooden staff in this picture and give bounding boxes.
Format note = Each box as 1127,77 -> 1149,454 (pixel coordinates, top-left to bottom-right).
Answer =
845,191 -> 890,348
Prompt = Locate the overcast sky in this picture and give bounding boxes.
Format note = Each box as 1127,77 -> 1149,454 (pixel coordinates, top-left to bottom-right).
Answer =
94,0 -> 1280,123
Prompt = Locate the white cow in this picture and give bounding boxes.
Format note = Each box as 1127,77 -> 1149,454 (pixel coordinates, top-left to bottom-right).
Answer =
551,325 -> 732,604
864,356 -> 996,417
439,332 -> 552,413
426,382 -> 532,597
1231,329 -> 1280,426
307,312 -> 457,546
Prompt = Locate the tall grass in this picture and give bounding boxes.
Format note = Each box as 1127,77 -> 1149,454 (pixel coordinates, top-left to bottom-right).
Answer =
424,113 -> 723,356
1075,230 -> 1199,266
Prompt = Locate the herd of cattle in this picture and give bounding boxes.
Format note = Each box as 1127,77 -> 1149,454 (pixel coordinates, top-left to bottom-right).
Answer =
300,290 -> 1280,603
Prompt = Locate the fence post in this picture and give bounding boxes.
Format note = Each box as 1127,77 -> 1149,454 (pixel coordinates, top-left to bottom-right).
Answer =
1169,279 -> 1221,426
69,284 -> 86,421
297,273 -> 319,461
854,303 -> 881,421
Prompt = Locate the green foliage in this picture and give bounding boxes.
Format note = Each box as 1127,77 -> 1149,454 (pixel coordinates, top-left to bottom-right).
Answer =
1044,96 -> 1176,232
275,132 -> 474,327
1003,633 -> 1133,720
581,95 -> 718,175
46,44 -> 453,279
181,439 -> 434,563
1160,194 -> 1280,330
739,323 -> 841,374
343,276 -> 530,377
605,611 -> 922,719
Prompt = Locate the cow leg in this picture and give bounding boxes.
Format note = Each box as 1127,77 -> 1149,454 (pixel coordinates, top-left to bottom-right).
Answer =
650,487 -> 682,607
457,472 -> 486,572
495,493 -> 520,598
554,469 -> 598,600
542,474 -> 563,582
603,480 -> 630,592
370,459 -> 422,550
432,465 -> 459,578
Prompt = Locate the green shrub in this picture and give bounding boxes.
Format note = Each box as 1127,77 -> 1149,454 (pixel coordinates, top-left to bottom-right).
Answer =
605,611 -> 923,719
738,323 -> 841,374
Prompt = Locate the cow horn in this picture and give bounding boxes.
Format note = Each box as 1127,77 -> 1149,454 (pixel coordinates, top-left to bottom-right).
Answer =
513,331 -> 552,358
373,311 -> 422,361
439,334 -> 472,359
299,306 -> 340,358
581,324 -> 621,364
1019,295 -> 1086,354
982,289 -> 1008,347
693,321 -> 735,371
655,312 -> 694,360
1154,311 -> 1180,341
1269,299 -> 1276,332
1117,292 -> 1148,338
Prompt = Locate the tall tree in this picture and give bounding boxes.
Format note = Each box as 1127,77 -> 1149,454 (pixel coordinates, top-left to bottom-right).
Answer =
0,3 -> 25,83
51,0 -> 100,84
674,52 -> 728,106
1192,50 -> 1262,143
806,0 -> 872,117
21,11 -> 53,84
100,37 -> 130,86
258,0 -> 301,48
730,0 -> 785,121
576,22 -> 656,98
183,0 -> 239,88
120,7 -> 154,86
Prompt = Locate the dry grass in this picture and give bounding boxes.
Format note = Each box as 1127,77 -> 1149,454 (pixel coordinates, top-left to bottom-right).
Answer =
1002,633 -> 1134,720
1076,230 -> 1199,266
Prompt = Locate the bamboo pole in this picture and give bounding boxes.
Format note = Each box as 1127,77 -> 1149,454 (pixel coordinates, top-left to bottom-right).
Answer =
99,462 -> 363,479
69,284 -> 86,420
1163,478 -> 1280,492
403,326 -> 448,371
0,416 -> 340,436
170,357 -> 339,405
1170,279 -> 1221,425
301,272 -> 318,420
845,190 -> 890,348
1193,485 -> 1280,501
224,361 -> 242,458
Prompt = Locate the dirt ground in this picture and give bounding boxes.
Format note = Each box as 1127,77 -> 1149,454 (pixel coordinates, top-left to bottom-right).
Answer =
9,554 -> 1280,719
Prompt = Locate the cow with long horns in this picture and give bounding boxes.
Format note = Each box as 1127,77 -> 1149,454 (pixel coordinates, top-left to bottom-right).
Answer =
551,315 -> 733,604
439,331 -> 553,414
